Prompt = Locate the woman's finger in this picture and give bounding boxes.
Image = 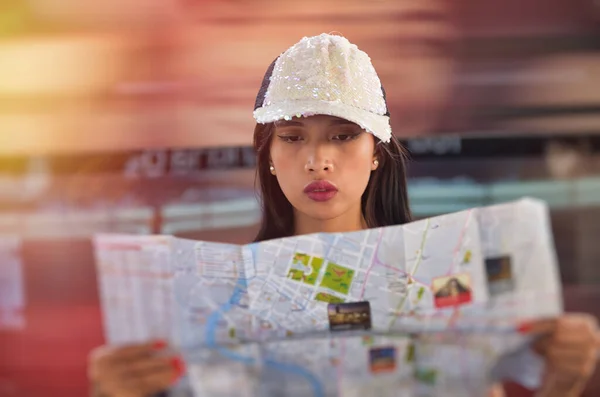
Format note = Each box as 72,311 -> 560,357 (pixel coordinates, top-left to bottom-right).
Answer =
124,357 -> 186,396
518,318 -> 558,336
546,344 -> 596,363
540,372 -> 588,397
111,340 -> 169,362
120,355 -> 179,379
545,360 -> 595,379
521,314 -> 598,337
553,330 -> 598,346
88,341 -> 169,382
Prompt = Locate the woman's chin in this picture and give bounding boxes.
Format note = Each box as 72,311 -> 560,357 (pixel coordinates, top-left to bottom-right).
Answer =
297,205 -> 343,222
306,211 -> 340,222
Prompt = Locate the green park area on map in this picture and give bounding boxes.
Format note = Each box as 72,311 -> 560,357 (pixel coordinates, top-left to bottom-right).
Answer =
320,263 -> 354,294
287,253 -> 324,285
315,292 -> 345,303
288,253 -> 355,295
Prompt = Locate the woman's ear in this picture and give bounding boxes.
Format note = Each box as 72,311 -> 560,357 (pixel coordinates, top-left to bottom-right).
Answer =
269,160 -> 276,175
371,157 -> 379,171
371,142 -> 383,170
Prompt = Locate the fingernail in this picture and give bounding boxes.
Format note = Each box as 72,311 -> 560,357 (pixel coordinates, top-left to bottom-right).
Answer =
170,356 -> 186,384
517,322 -> 534,333
152,340 -> 167,350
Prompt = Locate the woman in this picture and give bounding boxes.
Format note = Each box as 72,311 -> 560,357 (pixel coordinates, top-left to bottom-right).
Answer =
89,34 -> 599,397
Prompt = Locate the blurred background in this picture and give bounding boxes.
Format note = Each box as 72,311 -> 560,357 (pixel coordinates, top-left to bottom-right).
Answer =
0,0 -> 599,395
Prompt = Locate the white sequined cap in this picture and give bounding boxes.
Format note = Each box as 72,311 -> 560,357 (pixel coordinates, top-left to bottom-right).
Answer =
253,33 -> 392,143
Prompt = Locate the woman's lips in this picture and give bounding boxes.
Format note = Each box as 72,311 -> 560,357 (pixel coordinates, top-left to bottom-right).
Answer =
303,180 -> 338,202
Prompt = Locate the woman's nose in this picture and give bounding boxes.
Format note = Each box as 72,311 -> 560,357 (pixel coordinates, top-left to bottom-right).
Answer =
305,160 -> 334,173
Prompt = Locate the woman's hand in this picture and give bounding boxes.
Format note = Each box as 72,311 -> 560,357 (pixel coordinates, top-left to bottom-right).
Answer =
523,314 -> 600,397
88,340 -> 185,397
487,384 -> 506,397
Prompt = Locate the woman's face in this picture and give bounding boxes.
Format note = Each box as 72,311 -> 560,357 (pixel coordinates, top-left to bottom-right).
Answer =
269,115 -> 378,223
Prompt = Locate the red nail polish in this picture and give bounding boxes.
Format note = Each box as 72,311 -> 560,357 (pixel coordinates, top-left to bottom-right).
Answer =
152,340 -> 167,350
170,357 -> 186,384
517,322 -> 533,333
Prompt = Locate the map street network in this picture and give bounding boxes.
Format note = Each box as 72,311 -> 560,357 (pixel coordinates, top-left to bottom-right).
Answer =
93,198 -> 563,396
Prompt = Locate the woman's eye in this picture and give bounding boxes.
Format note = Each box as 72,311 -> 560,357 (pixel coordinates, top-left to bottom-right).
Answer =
333,133 -> 359,141
278,135 -> 302,143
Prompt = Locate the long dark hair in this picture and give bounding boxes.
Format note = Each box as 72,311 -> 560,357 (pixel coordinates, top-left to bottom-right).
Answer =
252,122 -> 412,242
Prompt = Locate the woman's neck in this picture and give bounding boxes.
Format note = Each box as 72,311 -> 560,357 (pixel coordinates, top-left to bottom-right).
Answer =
293,208 -> 366,236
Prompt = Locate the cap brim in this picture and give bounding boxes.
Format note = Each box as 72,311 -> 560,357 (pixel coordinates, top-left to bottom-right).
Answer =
253,100 -> 392,143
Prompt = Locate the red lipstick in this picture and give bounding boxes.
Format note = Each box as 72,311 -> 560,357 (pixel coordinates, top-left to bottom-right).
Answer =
303,180 -> 338,202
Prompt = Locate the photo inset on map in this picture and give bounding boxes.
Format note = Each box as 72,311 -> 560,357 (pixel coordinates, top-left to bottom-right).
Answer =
369,346 -> 397,373
327,301 -> 372,331
432,273 -> 472,308
485,256 -> 515,296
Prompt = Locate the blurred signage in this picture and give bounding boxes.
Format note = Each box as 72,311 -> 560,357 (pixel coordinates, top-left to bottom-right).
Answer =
0,146 -> 258,176
122,147 -> 257,178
